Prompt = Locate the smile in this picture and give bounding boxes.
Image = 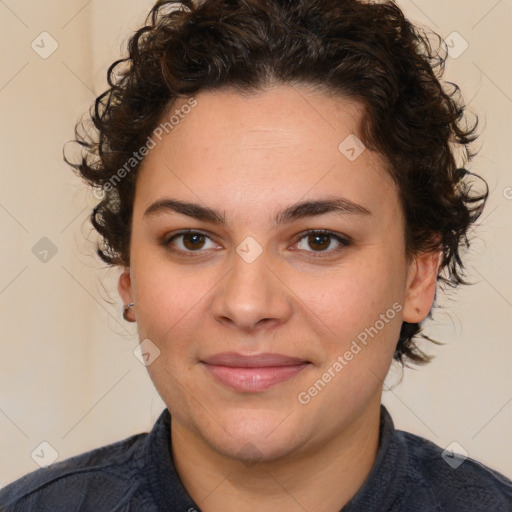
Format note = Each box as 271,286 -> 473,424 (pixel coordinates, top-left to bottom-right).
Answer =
201,363 -> 310,392
200,352 -> 311,392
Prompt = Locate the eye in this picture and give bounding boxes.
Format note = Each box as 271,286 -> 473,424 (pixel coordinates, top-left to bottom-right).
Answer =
293,229 -> 351,256
162,229 -> 351,257
163,230 -> 218,255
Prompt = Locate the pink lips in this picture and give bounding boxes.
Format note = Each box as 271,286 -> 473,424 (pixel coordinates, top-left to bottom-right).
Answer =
200,352 -> 310,392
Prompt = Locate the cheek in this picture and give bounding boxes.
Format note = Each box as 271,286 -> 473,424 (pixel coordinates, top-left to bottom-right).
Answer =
133,263 -> 213,343
131,262 -> 213,405
298,258 -> 401,335
294,267 -> 403,406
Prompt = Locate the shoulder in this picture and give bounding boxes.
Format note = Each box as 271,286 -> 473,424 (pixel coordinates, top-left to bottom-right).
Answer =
398,429 -> 512,511
0,432 -> 148,512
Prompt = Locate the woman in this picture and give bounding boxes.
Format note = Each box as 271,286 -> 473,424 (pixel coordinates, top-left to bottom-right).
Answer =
1,0 -> 510,510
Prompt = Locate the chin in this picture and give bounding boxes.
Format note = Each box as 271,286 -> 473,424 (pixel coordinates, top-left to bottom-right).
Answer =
213,432 -> 300,465
199,410 -> 307,464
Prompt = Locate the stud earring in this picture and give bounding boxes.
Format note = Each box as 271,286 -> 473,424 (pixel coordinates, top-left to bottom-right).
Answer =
123,302 -> 135,322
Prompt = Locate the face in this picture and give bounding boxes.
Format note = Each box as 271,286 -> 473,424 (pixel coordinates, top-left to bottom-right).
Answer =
119,84 -> 440,463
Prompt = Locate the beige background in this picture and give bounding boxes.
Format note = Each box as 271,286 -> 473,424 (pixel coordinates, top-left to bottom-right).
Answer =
0,0 -> 511,488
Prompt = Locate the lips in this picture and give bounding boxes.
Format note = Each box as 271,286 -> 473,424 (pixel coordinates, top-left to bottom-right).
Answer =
201,352 -> 309,367
200,352 -> 311,392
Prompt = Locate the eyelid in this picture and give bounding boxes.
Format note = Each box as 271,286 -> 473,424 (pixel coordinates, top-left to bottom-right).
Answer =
162,228 -> 351,256
161,229 -> 220,256
293,229 -> 351,253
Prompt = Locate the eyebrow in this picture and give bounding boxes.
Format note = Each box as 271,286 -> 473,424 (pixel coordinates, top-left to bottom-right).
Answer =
143,196 -> 372,227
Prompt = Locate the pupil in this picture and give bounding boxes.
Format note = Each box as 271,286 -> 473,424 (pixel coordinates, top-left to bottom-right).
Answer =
185,233 -> 204,250
310,234 -> 329,251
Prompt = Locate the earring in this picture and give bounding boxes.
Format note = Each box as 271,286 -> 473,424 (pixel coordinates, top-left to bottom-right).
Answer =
123,302 -> 135,322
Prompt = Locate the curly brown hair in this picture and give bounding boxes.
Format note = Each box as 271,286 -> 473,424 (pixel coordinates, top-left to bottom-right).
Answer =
65,0 -> 488,366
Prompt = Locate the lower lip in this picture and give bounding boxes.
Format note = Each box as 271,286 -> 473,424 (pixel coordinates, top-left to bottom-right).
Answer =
202,363 -> 310,392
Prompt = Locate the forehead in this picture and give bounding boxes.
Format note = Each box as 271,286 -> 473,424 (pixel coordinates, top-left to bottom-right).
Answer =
168,85 -> 365,149
135,85 -> 399,226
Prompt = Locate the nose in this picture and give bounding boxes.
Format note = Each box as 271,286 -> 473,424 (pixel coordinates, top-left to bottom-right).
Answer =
210,246 -> 293,333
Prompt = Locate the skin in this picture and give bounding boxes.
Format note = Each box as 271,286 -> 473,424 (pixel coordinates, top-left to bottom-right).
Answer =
119,84 -> 441,512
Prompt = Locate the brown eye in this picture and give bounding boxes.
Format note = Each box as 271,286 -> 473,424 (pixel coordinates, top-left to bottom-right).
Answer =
181,232 -> 206,250
294,230 -> 350,255
162,229 -> 350,258
306,233 -> 330,251
164,230 -> 217,254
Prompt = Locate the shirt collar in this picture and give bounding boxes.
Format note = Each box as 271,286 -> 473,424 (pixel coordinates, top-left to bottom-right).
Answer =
144,408 -> 200,511
341,404 -> 408,511
145,404 -> 406,511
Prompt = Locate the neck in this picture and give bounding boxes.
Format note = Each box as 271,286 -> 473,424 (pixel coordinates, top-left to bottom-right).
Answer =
171,397 -> 382,512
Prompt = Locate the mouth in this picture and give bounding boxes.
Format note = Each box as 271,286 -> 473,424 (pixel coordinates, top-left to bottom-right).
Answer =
200,352 -> 312,392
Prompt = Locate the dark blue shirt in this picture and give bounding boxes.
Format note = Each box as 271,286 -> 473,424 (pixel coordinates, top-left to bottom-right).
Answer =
1,405 -> 511,511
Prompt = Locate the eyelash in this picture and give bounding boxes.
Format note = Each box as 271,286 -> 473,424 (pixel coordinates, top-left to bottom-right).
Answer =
161,229 -> 351,258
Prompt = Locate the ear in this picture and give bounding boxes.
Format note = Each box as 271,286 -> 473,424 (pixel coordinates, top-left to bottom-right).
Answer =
118,266 -> 133,308
118,267 -> 136,322
402,248 -> 443,324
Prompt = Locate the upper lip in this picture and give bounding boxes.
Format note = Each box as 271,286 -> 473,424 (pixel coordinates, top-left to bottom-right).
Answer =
201,352 -> 309,368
